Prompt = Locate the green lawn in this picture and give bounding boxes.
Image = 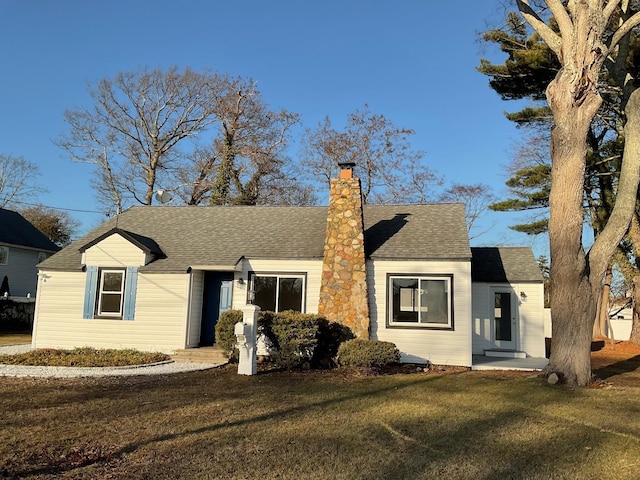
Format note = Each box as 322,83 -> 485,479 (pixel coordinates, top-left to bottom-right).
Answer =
1,365 -> 639,479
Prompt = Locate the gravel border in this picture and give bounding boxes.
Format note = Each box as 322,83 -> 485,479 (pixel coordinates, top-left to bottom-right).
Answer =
0,344 -> 224,378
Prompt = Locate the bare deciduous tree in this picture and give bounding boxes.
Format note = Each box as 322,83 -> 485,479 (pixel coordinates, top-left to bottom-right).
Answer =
58,68 -> 306,211
176,78 -> 305,206
300,106 -> 440,204
57,67 -> 229,213
440,183 -> 496,240
0,154 -> 42,209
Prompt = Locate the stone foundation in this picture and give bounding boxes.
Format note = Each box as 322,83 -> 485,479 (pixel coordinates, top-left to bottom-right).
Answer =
317,176 -> 370,338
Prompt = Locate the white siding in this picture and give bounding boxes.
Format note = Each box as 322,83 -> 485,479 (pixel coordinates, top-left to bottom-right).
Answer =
368,259 -> 473,367
471,283 -> 492,354
608,318 -> 633,340
518,283 -> 545,357
187,270 -> 204,347
84,234 -> 146,267
234,259 -> 324,312
471,282 -> 545,357
0,246 -> 43,296
32,270 -> 191,353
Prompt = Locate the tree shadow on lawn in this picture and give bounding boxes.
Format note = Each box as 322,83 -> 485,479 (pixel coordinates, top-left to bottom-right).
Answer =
593,354 -> 640,381
17,372 -> 640,480
5,372 -> 440,478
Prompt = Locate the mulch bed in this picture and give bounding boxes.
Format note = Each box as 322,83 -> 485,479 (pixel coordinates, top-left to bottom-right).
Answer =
590,339 -> 640,387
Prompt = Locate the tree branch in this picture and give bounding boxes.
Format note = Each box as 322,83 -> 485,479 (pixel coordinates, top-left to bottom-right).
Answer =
603,0 -> 622,24
589,87 -> 640,284
607,10 -> 640,54
516,0 -> 564,58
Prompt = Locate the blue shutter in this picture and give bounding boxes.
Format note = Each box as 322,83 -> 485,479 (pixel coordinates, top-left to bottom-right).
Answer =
123,267 -> 139,321
83,266 -> 98,319
218,280 -> 233,316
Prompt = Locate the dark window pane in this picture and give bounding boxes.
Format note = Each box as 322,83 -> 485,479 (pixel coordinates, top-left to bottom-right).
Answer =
101,293 -> 122,313
254,276 -> 277,312
392,278 -> 418,322
279,277 -> 302,311
103,272 -> 124,292
494,292 -> 512,341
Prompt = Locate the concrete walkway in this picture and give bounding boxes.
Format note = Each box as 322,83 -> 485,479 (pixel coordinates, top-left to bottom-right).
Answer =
0,344 -> 225,378
472,355 -> 549,371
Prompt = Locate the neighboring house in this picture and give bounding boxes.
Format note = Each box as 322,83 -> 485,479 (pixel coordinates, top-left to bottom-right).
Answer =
0,208 -> 60,297
32,168 -> 545,366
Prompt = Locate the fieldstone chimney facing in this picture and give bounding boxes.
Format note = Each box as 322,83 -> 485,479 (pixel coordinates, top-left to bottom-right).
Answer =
317,162 -> 370,338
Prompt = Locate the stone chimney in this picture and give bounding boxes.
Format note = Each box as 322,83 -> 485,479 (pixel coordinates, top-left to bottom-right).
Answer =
317,161 -> 370,338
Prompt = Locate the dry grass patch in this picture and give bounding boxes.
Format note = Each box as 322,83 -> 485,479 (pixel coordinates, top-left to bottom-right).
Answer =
0,332 -> 31,345
1,366 -> 639,479
0,347 -> 170,367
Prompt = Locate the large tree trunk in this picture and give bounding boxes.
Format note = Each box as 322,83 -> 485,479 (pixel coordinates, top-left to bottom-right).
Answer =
517,0 -> 640,386
544,66 -> 602,386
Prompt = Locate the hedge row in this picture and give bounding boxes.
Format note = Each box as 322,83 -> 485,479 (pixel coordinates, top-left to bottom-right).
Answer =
215,310 -> 400,370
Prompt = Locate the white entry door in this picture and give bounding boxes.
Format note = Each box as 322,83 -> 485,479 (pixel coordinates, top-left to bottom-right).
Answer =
491,289 -> 516,350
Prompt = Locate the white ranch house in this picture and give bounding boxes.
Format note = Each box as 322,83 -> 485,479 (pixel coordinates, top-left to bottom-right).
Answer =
32,173 -> 545,367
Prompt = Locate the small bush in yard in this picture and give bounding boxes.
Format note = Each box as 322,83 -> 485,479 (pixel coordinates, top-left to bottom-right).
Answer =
270,311 -> 322,370
216,309 -> 354,369
215,310 -> 244,360
215,310 -> 276,362
314,320 -> 355,367
337,339 -> 401,368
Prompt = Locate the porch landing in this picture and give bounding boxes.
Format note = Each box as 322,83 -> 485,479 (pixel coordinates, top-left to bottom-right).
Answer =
172,346 -> 228,364
472,355 -> 549,371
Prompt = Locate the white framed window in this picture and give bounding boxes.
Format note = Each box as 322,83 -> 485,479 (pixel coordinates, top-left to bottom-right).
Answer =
0,246 -> 8,265
97,269 -> 126,317
83,266 -> 138,320
388,275 -> 453,329
250,273 -> 305,312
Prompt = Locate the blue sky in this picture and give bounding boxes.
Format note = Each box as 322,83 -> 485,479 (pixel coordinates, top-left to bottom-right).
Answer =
0,0 -> 547,256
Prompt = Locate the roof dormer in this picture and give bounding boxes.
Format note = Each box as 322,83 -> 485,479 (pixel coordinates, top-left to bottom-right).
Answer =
79,228 -> 163,268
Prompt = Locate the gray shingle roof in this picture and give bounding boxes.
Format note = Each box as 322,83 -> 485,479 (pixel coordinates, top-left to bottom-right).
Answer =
471,247 -> 543,283
39,203 -> 471,272
0,208 -> 60,252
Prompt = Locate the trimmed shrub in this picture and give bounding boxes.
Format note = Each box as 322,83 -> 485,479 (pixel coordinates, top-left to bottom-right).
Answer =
337,339 -> 401,369
215,309 -> 277,362
215,309 -> 355,369
314,320 -> 355,368
215,310 -> 244,360
270,311 -> 322,370
1,275 -> 10,296
269,311 -> 354,369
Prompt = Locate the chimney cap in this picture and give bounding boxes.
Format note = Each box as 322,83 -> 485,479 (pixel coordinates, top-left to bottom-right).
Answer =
338,161 -> 356,169
338,161 -> 356,179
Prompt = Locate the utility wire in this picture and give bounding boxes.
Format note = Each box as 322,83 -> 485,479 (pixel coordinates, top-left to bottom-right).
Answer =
3,199 -> 104,215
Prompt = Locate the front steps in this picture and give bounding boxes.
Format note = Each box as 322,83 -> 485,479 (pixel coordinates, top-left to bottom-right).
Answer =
171,345 -> 228,364
484,349 -> 527,359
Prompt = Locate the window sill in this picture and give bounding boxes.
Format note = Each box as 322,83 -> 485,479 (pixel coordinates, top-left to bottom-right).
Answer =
387,323 -> 453,331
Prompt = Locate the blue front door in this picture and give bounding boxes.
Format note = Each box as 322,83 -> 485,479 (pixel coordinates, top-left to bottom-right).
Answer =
200,272 -> 234,345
